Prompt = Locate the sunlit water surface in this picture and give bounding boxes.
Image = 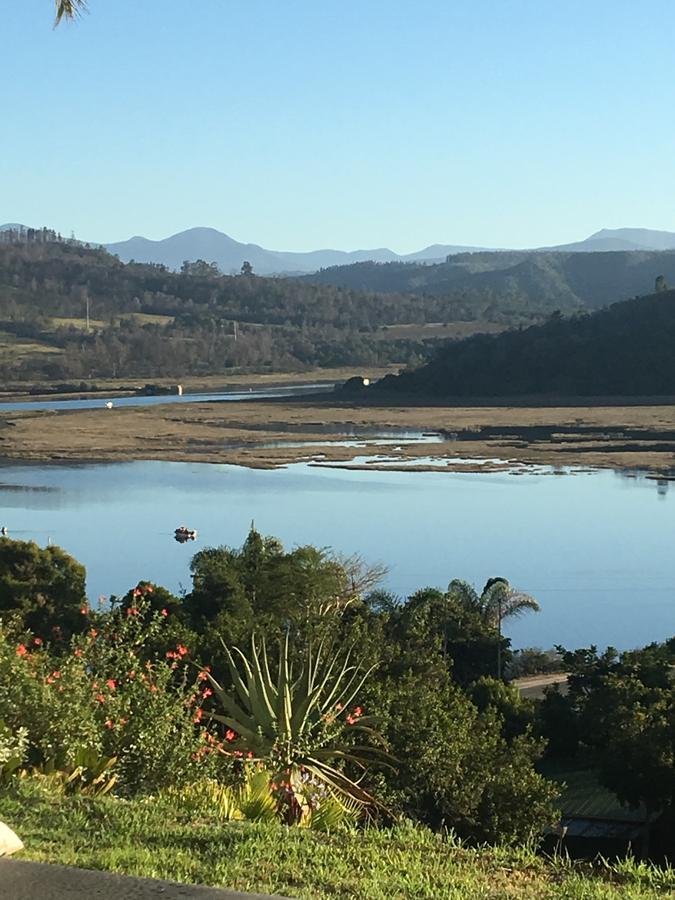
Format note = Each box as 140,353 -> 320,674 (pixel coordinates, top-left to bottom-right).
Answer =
1,460 -> 673,651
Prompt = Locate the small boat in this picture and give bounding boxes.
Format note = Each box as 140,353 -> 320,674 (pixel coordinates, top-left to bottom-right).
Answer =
174,525 -> 197,543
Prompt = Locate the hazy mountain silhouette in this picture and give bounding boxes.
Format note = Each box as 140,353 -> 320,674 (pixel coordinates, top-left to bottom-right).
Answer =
7,223 -> 675,274
104,227 -> 488,274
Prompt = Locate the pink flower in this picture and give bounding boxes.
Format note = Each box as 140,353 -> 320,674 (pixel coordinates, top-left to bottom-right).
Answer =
105,719 -> 114,729
202,687 -> 213,698
127,607 -> 139,617
145,585 -> 154,594
225,729 -> 236,742
132,588 -> 141,598
16,644 -> 27,657
106,679 -> 116,690
176,644 -> 188,657
160,608 -> 168,617
33,637 -> 43,647
74,648 -> 83,658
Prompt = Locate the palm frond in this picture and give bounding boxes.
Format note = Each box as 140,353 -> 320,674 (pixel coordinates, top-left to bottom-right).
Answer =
54,0 -> 88,26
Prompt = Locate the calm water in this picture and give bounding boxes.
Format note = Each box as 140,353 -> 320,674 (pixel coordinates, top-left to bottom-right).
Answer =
0,382 -> 332,413
1,460 -> 673,651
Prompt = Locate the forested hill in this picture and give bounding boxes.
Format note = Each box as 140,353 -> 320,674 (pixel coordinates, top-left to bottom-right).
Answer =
304,250 -> 675,312
0,239 -> 492,381
375,288 -> 675,397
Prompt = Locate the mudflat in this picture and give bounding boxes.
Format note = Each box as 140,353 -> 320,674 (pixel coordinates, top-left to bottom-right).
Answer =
3,392 -> 675,473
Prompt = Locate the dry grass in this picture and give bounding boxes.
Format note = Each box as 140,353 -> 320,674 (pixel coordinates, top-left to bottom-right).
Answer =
4,394 -> 675,472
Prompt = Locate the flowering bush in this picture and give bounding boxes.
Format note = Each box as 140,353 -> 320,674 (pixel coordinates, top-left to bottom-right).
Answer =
0,592 -> 223,794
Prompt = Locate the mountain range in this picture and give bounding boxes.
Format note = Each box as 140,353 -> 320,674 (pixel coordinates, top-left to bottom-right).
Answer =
5,224 -> 675,275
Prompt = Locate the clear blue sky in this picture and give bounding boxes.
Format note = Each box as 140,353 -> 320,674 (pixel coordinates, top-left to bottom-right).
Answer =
4,0 -> 675,250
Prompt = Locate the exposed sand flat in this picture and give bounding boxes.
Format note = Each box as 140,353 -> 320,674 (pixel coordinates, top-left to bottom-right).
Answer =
3,395 -> 675,472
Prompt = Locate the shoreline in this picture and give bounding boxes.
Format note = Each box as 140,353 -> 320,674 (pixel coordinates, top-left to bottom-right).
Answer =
3,393 -> 675,474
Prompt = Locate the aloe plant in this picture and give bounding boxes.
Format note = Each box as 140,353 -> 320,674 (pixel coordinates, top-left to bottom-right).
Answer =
202,635 -> 388,821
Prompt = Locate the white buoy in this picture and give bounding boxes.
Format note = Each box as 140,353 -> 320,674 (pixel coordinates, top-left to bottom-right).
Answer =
105,401 -> 114,409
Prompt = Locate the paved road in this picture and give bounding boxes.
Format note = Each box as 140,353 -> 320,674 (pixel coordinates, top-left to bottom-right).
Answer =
0,860 -> 290,900
513,672 -> 569,700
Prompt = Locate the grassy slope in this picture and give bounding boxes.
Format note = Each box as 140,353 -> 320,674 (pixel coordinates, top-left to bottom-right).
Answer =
1,786 -> 673,899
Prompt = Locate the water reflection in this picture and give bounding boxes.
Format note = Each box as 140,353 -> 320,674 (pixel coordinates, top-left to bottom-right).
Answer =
0,459 -> 673,651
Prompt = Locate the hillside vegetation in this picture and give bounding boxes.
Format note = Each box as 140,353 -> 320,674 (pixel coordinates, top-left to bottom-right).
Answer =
0,240 -> 445,380
306,250 -> 673,315
376,289 -> 675,397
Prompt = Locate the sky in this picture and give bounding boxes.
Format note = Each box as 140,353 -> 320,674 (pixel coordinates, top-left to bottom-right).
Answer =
4,0 -> 675,251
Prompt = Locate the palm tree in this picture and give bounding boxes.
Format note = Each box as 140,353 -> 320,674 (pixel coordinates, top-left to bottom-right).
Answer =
479,577 -> 540,679
54,1 -> 87,26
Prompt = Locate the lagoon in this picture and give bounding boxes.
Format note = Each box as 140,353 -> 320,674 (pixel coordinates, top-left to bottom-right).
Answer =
1,459 -> 673,651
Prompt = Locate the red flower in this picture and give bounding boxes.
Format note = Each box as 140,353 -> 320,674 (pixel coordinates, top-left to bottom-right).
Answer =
346,714 -> 356,725
132,588 -> 141,598
202,687 -> 213,698
33,637 -> 43,647
74,648 -> 83,658
89,629 -> 98,638
127,607 -> 139,617
149,684 -> 158,693
146,585 -> 154,594
80,607 -> 88,615
225,729 -> 236,742
160,608 -> 168,617
176,644 -> 188,657
197,670 -> 208,682
104,719 -> 114,729
95,693 -> 106,703
353,706 -> 363,717
16,644 -> 28,657
193,708 -> 203,723
106,679 -> 116,690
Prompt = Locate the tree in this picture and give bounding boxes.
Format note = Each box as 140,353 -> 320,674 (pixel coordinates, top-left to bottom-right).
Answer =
0,539 -> 87,640
367,671 -> 558,842
240,261 -> 253,276
455,577 -> 540,679
54,0 -> 87,25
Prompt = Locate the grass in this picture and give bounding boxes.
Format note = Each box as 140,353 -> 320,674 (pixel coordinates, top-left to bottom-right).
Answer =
1,782 -> 673,899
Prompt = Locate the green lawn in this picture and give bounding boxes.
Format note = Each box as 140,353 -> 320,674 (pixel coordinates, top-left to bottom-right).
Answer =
1,783 -> 673,899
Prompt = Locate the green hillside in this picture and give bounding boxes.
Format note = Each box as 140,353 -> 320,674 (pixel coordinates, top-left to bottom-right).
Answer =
376,288 -> 675,396
306,250 -> 675,313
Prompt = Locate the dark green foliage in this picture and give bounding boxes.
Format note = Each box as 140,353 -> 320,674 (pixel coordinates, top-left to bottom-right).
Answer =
368,672 -> 558,843
0,539 -> 87,640
539,640 -> 675,816
0,533 -> 560,843
0,240 -> 443,380
306,249 -> 675,314
378,289 -> 675,396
